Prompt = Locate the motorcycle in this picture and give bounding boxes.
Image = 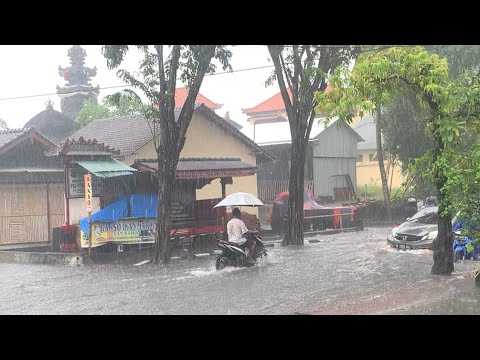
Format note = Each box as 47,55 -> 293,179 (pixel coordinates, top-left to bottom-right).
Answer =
215,234 -> 268,270
453,231 -> 479,262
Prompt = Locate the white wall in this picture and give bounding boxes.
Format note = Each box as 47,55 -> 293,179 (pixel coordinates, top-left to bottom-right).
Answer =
69,197 -> 101,224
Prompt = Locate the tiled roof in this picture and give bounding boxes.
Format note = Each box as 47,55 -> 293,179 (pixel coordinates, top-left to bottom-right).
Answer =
133,157 -> 257,179
23,106 -> 79,144
64,114 -> 151,156
64,105 -> 274,162
224,117 -> 243,130
174,87 -> 221,109
135,158 -> 256,172
243,85 -> 332,114
192,105 -> 273,162
49,136 -> 121,157
0,129 -> 24,147
0,128 -> 57,155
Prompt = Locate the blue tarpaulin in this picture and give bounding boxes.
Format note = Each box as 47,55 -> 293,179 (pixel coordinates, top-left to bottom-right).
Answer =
79,194 -> 158,234
130,193 -> 158,219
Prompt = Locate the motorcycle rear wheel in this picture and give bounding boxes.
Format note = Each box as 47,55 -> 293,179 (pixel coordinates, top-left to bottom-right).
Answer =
216,255 -> 229,270
454,251 -> 464,262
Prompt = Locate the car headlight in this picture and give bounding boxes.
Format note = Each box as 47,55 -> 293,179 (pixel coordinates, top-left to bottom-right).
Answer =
422,230 -> 438,240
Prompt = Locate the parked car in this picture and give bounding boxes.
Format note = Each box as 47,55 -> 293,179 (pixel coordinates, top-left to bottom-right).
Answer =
387,206 -> 439,250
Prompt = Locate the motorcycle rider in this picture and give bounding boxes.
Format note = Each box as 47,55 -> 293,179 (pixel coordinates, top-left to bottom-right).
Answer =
424,196 -> 437,208
227,207 -> 258,265
404,198 -> 418,219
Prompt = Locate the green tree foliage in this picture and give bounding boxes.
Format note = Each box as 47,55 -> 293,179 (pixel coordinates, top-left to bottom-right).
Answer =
316,48 -> 423,221
75,100 -> 111,127
382,91 -> 436,202
425,45 -> 480,79
360,45 -> 480,277
382,91 -> 433,172
422,73 -> 480,244
0,118 -> 8,131
75,94 -> 146,127
382,45 -> 480,182
267,45 -> 358,246
318,46 -> 475,275
104,93 -> 147,116
102,45 -> 232,265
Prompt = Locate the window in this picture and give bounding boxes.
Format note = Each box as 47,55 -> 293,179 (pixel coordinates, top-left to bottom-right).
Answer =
357,154 -> 363,162
369,153 -> 375,161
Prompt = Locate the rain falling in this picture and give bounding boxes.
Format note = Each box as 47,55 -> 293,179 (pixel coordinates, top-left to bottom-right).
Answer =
0,45 -> 479,315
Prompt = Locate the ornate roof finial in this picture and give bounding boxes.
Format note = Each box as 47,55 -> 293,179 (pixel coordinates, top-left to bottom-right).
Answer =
57,45 -> 100,121
58,45 -> 97,87
68,45 -> 86,66
45,99 -> 54,110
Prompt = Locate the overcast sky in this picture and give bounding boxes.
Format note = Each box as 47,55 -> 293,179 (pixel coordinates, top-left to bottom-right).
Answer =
0,45 -> 280,133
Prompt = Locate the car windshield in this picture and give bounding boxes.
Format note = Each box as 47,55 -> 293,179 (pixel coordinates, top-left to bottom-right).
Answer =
408,206 -> 439,224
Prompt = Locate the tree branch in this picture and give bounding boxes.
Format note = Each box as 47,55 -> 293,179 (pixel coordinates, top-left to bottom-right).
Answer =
177,46 -> 217,152
167,45 -> 181,113
268,46 -> 294,117
280,53 -> 294,93
155,45 -> 166,99
304,108 -> 316,148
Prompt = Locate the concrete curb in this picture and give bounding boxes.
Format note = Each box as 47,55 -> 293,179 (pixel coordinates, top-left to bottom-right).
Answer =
0,227 -> 364,266
0,251 -> 91,267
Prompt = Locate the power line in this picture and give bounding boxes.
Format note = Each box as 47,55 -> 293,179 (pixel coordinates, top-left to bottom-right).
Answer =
0,84 -> 132,101
0,45 -> 425,103
0,64 -> 276,102
206,64 -> 273,76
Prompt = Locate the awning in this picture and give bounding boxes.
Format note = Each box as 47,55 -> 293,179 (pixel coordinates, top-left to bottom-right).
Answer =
76,159 -> 137,178
132,158 -> 257,179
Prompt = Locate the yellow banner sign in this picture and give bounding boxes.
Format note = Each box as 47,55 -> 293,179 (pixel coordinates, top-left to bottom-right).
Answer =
80,219 -> 156,248
84,173 -> 92,212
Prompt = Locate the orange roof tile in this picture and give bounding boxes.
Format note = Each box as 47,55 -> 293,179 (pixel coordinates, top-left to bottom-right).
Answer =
174,87 -> 221,109
243,85 -> 332,114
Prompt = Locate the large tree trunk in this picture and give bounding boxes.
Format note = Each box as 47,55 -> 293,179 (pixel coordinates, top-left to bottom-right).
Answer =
283,137 -> 306,246
154,140 -> 179,264
431,210 -> 454,275
375,105 -> 392,221
431,130 -> 454,275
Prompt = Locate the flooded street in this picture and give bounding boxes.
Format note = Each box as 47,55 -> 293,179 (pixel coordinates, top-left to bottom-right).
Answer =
0,226 -> 478,315
2,45 -> 479,316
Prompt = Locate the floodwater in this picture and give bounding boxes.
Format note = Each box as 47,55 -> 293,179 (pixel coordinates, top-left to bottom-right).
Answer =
0,227 -> 478,315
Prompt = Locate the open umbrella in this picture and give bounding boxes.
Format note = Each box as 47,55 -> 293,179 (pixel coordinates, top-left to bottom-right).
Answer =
213,192 -> 264,208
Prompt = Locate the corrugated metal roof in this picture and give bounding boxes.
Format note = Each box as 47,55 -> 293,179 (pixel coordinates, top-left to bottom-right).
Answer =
0,168 -> 63,173
76,159 -> 137,178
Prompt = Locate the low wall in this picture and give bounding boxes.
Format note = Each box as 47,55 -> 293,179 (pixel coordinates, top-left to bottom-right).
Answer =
0,251 -> 91,266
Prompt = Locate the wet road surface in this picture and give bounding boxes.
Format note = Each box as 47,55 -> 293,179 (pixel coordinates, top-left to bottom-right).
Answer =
0,226 -> 478,314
